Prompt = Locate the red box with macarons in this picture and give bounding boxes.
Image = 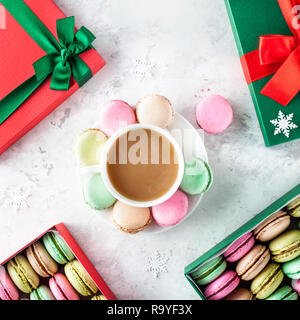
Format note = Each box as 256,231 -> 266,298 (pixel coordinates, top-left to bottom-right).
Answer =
0,223 -> 116,300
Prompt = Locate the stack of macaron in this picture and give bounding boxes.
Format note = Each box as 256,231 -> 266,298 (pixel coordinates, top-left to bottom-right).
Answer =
75,95 -> 213,234
190,196 -> 300,300
0,231 -> 106,300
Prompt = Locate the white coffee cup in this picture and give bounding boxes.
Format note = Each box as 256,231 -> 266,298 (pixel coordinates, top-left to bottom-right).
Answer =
101,124 -> 184,208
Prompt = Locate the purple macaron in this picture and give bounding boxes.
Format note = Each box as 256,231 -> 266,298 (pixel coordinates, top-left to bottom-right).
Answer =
223,232 -> 255,262
204,270 -> 240,300
0,266 -> 19,300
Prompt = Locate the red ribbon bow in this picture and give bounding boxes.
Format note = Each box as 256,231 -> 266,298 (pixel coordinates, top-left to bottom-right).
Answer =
242,0 -> 300,106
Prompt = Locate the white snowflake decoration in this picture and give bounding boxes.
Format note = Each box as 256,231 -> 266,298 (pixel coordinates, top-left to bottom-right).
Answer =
133,56 -> 156,81
145,250 -> 169,279
270,110 -> 298,138
1,186 -> 31,211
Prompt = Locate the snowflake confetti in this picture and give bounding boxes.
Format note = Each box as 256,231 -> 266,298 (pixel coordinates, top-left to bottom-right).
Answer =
145,251 -> 169,279
133,56 -> 156,81
0,186 -> 32,211
270,110 -> 298,138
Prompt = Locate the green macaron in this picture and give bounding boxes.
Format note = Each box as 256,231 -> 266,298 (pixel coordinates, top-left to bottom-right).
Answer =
269,230 -> 300,263
65,260 -> 98,296
7,255 -> 40,293
180,158 -> 213,195
250,263 -> 284,299
283,256 -> 300,279
266,286 -> 298,300
190,256 -> 227,286
30,285 -> 55,300
43,232 -> 75,264
287,196 -> 300,218
83,173 -> 116,210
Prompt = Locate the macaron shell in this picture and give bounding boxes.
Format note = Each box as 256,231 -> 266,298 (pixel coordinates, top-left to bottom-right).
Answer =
180,158 -> 213,195
99,100 -> 137,136
287,196 -> 300,211
254,210 -> 291,242
26,242 -> 58,277
7,255 -> 40,293
269,230 -> 300,263
91,294 -> 107,300
204,271 -> 240,300
191,257 -> 227,286
30,285 -> 55,300
223,232 -> 255,263
54,233 -> 75,262
83,173 -> 116,210
0,266 -> 19,300
195,95 -> 233,134
283,256 -> 300,279
292,279 -> 300,294
65,260 -> 98,296
152,190 -> 189,227
49,273 -> 79,300
251,263 -> 284,299
266,286 -> 298,300
113,201 -> 152,234
224,288 -> 253,300
136,95 -> 174,128
236,245 -> 271,281
75,129 -> 108,166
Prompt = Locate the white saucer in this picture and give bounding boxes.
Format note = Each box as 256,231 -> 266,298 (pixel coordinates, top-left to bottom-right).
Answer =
78,112 -> 208,234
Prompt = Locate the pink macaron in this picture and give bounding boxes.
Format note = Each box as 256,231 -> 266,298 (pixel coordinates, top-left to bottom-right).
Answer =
49,273 -> 79,300
196,95 -> 233,134
292,279 -> 300,296
99,100 -> 137,136
223,232 -> 255,263
204,270 -> 240,300
151,190 -> 189,227
0,266 -> 19,300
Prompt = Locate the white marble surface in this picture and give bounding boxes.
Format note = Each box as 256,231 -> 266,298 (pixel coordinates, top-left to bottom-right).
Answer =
0,0 -> 299,300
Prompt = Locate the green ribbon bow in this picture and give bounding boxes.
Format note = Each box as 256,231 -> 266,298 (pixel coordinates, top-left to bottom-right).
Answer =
0,0 -> 96,124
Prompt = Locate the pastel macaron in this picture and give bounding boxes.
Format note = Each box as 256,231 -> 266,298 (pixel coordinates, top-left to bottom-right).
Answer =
254,210 -> 290,242
180,158 -> 213,195
83,173 -> 116,210
287,197 -> 300,218
152,190 -> 189,227
75,129 -> 108,166
236,245 -> 271,281
204,270 -> 240,300
99,100 -> 136,136
0,266 -> 19,300
224,288 -> 254,300
266,286 -> 298,301
196,95 -> 233,134
112,201 -> 152,234
250,263 -> 284,299
7,255 -> 40,293
43,232 -> 75,265
191,256 -> 227,286
223,232 -> 255,263
49,273 -> 79,300
26,242 -> 58,278
282,256 -> 300,279
269,230 -> 300,263
65,260 -> 98,296
30,285 -> 56,300
292,279 -> 300,295
136,95 -> 174,128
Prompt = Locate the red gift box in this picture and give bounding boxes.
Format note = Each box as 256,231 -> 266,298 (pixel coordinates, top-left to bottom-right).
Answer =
0,0 -> 105,155
1,223 -> 117,300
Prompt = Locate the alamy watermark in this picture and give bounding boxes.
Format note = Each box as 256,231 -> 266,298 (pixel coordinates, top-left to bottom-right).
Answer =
292,5 -> 300,30
0,5 -> 5,29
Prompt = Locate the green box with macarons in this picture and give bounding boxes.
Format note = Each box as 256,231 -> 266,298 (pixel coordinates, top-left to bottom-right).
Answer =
185,183 -> 300,300
0,223 -> 116,300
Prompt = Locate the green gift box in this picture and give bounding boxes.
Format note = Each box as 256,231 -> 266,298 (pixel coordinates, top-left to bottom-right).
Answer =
184,183 -> 300,300
225,0 -> 300,146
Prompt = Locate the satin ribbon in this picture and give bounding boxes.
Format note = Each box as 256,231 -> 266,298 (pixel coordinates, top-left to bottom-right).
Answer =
241,0 -> 300,106
0,0 -> 96,124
